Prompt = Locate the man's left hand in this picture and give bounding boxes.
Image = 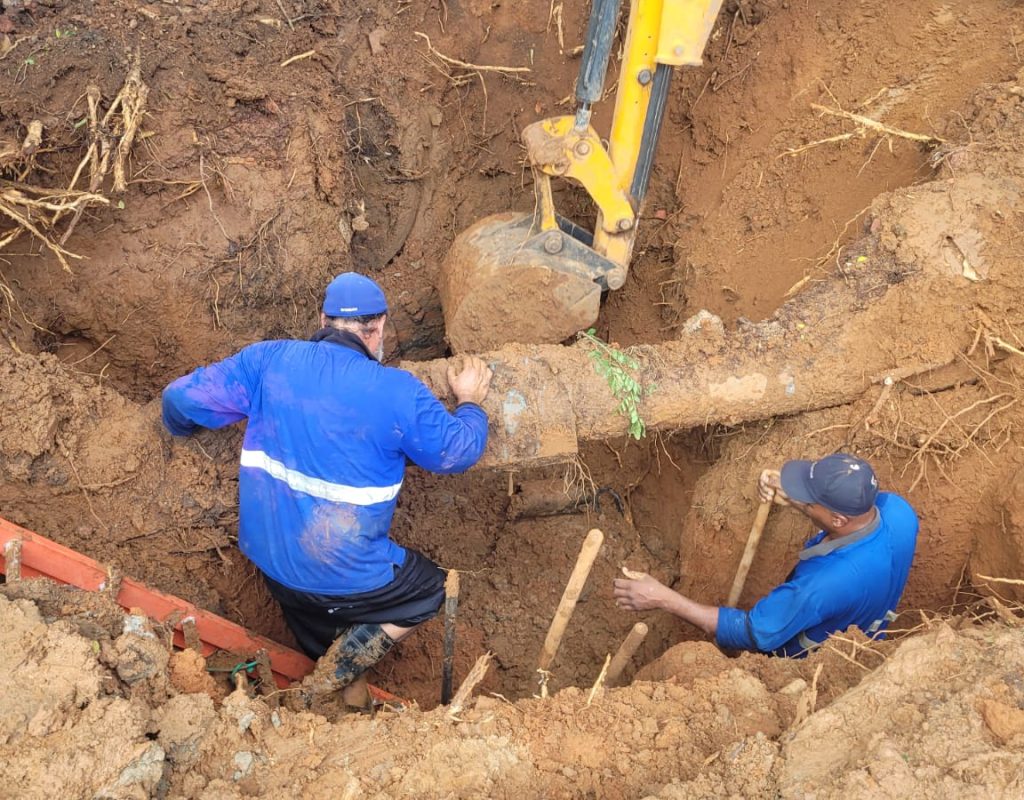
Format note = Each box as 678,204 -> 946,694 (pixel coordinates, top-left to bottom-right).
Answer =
613,568 -> 673,612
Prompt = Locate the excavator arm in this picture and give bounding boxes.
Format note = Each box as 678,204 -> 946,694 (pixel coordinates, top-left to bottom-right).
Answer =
439,0 -> 725,353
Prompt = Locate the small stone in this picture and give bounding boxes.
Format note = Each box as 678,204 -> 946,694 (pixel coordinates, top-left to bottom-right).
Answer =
780,678 -> 808,696
96,744 -> 166,797
682,309 -> 725,337
982,699 -> 1024,743
122,613 -> 156,638
474,696 -> 499,711
367,27 -> 385,55
232,751 -> 255,781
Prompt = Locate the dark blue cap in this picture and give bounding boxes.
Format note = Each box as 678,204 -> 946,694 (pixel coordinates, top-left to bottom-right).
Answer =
780,453 -> 879,516
322,272 -> 388,317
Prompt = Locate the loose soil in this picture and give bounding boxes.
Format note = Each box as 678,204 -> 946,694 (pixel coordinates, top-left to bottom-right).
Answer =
2,586 -> 1023,798
2,0 -> 1024,797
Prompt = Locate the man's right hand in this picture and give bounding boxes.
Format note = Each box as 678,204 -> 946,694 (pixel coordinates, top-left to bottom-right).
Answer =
758,468 -> 790,506
613,568 -> 673,613
447,355 -> 493,406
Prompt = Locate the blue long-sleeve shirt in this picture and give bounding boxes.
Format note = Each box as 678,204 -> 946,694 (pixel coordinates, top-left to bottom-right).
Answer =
162,332 -> 489,594
717,492 -> 918,656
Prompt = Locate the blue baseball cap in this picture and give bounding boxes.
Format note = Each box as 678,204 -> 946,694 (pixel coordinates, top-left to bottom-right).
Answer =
322,272 -> 388,317
780,453 -> 879,516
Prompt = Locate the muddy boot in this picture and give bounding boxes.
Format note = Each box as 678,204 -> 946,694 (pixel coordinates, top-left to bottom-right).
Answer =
304,623 -> 395,701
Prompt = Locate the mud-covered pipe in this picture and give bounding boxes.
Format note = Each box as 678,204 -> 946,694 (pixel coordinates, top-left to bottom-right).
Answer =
410,260 -> 977,470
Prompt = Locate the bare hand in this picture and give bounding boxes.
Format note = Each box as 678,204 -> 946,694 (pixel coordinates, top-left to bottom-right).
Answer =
613,567 -> 673,613
447,355 -> 493,406
758,468 -> 790,506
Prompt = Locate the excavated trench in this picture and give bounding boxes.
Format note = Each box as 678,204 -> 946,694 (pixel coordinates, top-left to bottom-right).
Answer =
2,0 -> 1024,728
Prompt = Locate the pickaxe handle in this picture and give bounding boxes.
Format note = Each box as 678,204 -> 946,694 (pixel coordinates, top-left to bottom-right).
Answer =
727,500 -> 773,607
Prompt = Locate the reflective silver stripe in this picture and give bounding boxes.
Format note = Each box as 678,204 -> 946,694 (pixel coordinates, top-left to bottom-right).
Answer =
867,609 -> 900,635
239,449 -> 402,505
798,631 -> 821,652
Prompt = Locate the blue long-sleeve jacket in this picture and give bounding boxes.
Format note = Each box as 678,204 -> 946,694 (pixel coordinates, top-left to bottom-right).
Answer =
717,492 -> 918,656
161,332 -> 489,594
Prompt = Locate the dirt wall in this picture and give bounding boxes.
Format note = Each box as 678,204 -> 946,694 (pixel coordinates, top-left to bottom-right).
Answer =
3,0 -> 1024,745
2,586 -> 1022,800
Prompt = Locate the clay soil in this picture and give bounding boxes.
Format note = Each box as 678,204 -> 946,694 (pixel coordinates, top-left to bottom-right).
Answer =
3,0 -> 1024,797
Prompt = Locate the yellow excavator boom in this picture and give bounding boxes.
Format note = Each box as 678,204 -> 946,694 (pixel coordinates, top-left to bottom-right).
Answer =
439,0 -> 725,352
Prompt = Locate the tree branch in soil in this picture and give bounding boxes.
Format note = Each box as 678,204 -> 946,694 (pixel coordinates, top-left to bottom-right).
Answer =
900,392 -> 1015,492
59,52 -> 149,244
414,31 -> 532,79
448,652 -> 492,718
976,575 -> 1024,587
279,49 -> 317,68
780,101 -> 944,160
784,204 -> 872,297
989,336 -> 1024,359
0,187 -> 108,271
586,654 -> 611,707
811,103 -> 945,143
0,51 -> 149,275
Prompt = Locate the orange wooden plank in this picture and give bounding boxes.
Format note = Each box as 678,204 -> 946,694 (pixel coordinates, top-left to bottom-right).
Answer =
368,684 -> 408,705
0,516 -> 314,688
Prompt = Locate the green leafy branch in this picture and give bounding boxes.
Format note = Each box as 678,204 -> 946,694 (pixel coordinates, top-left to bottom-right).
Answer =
579,328 -> 653,440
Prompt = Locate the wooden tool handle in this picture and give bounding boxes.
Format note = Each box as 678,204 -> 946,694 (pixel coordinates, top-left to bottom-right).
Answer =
441,570 -> 460,705
605,622 -> 648,687
538,528 -> 604,672
444,569 -> 460,601
727,501 -> 773,607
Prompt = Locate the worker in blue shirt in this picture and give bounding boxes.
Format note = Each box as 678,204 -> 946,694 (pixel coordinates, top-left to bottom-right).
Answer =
162,272 -> 493,705
613,454 -> 918,656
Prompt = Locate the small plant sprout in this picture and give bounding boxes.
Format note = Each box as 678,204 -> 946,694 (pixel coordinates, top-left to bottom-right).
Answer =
579,328 -> 653,440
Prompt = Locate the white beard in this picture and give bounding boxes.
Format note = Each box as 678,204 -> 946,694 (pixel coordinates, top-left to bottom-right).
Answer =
375,340 -> 385,362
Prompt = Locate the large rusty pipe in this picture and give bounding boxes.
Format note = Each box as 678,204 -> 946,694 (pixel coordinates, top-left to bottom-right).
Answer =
409,268 -> 974,470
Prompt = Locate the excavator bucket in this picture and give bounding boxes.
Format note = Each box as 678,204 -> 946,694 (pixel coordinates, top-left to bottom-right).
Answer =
439,211 -> 618,353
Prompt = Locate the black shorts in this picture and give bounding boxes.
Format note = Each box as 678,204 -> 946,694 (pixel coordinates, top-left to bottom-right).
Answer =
262,548 -> 446,659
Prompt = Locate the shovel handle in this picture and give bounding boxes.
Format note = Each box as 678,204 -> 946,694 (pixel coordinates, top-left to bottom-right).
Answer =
605,621 -> 648,687
538,528 -> 604,672
441,570 -> 460,705
727,501 -> 773,607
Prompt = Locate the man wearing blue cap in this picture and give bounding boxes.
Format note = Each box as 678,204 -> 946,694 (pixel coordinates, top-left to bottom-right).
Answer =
613,453 -> 918,656
162,272 -> 493,704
